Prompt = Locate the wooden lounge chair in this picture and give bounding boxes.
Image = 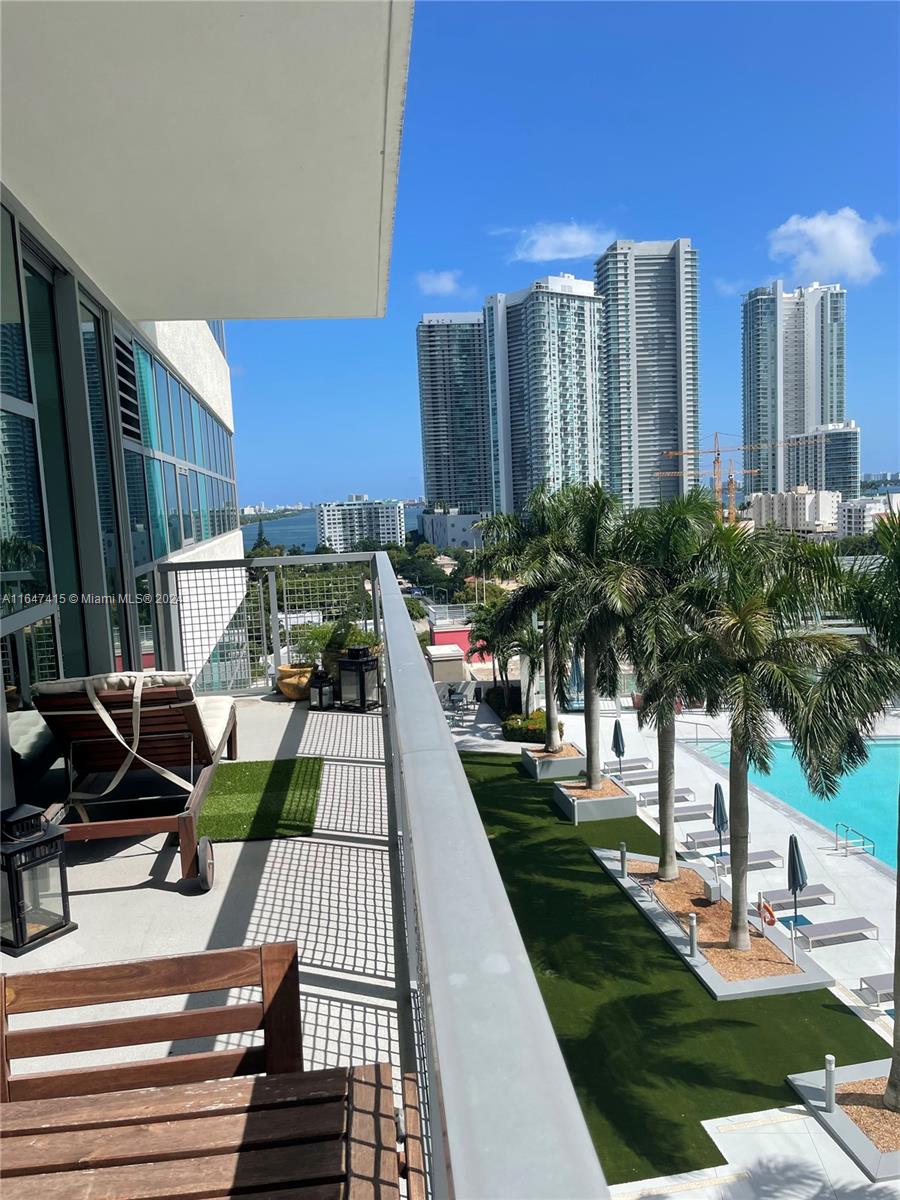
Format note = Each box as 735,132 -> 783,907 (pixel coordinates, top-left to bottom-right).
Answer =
762,883 -> 835,910
33,672 -> 236,889
796,917 -> 879,949
0,944 -> 410,1199
859,972 -> 894,1002
717,849 -> 783,870
638,787 -> 695,806
602,756 -> 651,773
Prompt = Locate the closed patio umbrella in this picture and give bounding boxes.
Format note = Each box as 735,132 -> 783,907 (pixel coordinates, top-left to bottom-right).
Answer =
611,719 -> 626,776
787,833 -> 808,948
713,782 -> 728,856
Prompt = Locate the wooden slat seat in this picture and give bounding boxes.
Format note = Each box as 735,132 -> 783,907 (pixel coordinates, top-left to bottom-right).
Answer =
0,947 -> 406,1198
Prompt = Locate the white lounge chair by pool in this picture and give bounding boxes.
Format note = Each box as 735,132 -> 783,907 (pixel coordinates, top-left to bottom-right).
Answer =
671,805 -> 713,822
602,756 -> 651,773
717,849 -> 783,870
762,884 -> 835,910
684,829 -> 731,850
638,787 -> 695,806
796,918 -> 879,949
859,973 -> 893,1002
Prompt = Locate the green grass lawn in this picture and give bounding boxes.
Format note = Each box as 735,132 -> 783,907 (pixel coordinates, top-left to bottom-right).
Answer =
198,757 -> 322,841
461,752 -> 889,1185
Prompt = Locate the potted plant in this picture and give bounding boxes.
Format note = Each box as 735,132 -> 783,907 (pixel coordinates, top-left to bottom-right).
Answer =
277,623 -> 333,700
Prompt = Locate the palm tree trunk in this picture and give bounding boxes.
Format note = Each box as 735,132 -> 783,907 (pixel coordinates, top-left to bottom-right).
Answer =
884,813 -> 900,1110
727,739 -> 751,951
657,718 -> 678,882
543,630 -> 561,753
584,642 -> 602,789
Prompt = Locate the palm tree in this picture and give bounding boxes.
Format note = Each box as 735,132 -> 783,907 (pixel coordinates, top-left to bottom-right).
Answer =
692,526 -> 897,950
620,491 -> 719,880
466,601 -> 509,703
476,486 -> 579,753
546,485 -> 647,788
509,619 -> 544,716
844,511 -> 900,1110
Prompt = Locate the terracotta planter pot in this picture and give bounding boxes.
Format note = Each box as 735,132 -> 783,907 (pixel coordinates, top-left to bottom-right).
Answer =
276,663 -> 315,701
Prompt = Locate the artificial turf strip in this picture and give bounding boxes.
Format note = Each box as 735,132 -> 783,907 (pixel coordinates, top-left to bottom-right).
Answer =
197,757 -> 322,841
460,752 -> 889,1185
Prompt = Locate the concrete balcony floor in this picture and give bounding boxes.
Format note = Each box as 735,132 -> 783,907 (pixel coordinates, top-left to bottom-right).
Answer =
2,697 -> 402,1093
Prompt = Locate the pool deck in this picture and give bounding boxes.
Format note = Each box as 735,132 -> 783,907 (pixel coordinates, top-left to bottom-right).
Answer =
558,709 -> 899,1020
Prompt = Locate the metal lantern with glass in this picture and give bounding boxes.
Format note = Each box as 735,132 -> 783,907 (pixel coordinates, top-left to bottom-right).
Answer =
338,647 -> 379,712
1,804 -> 77,955
308,666 -> 335,711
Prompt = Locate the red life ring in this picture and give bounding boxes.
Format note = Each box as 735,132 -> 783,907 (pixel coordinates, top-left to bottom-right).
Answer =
760,901 -> 776,926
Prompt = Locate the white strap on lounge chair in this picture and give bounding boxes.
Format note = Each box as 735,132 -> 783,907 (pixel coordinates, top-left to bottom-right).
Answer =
70,675 -> 193,800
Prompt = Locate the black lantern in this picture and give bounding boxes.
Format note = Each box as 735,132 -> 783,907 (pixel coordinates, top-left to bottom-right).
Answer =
338,648 -> 379,712
308,667 -> 335,711
1,804 -> 77,955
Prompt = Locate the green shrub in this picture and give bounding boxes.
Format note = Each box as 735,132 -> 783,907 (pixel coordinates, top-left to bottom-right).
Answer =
501,708 -> 564,743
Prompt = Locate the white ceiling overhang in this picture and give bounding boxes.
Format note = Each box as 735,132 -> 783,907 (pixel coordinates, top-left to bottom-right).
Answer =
1,0 -> 412,319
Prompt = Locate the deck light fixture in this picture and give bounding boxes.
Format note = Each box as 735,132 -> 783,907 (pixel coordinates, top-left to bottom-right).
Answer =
1,804 -> 77,955
338,648 -> 379,712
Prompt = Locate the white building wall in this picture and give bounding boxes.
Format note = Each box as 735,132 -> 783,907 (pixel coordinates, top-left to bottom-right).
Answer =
139,320 -> 233,431
838,498 -> 888,537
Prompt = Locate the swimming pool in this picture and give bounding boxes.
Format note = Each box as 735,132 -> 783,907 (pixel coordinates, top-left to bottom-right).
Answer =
700,739 -> 900,869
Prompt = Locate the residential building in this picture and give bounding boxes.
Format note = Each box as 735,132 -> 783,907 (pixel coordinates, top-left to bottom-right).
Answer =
741,281 -> 847,492
784,420 -> 861,500
316,496 -> 405,553
419,508 -> 485,549
484,274 -> 605,513
749,486 -> 840,535
416,313 -> 493,512
594,239 -> 700,508
838,496 -> 889,538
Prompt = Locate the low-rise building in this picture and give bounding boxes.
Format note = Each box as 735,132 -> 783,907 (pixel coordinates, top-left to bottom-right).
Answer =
419,508 -> 485,549
315,495 -> 405,553
749,486 -> 840,535
837,497 -> 889,538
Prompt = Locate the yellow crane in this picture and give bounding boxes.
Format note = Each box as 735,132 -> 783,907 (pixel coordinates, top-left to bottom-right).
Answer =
659,432 -> 819,519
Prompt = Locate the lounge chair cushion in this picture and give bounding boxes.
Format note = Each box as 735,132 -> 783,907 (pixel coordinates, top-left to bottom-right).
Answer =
33,671 -> 193,695
8,710 -> 59,780
196,696 -> 237,751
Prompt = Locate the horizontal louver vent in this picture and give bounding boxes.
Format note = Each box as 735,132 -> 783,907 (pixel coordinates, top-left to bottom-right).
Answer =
114,333 -> 141,441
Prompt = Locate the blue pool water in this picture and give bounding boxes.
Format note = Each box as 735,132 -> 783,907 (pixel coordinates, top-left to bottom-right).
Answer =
701,739 -> 900,868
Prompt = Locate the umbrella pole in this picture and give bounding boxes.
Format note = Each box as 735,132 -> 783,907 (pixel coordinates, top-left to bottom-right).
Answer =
792,895 -> 798,964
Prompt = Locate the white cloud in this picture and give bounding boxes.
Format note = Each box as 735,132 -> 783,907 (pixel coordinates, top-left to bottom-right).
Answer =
416,269 -> 465,296
509,221 -> 616,262
768,207 -> 896,286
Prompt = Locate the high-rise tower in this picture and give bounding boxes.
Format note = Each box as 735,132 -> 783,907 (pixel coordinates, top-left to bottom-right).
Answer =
416,313 -> 492,513
484,275 -> 605,513
741,281 -> 846,492
594,239 -> 700,508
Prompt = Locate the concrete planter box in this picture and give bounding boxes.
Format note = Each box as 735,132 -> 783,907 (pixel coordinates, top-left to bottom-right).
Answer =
521,744 -> 586,781
789,1058 -> 900,1181
552,776 -> 636,823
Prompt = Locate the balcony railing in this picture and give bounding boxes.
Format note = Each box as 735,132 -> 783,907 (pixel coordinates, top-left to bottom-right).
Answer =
157,552 -> 608,1199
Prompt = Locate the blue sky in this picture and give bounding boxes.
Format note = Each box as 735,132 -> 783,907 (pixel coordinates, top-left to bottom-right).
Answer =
228,1 -> 899,507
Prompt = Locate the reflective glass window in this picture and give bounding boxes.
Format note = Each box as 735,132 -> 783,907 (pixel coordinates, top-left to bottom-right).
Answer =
0,410 -> 50,617
189,470 -> 201,541
1,206 -> 30,405
124,450 -> 152,567
180,386 -> 194,463
192,399 -> 205,468
145,458 -> 168,558
178,471 -> 193,542
134,345 -> 159,450
198,473 -> 210,538
163,461 -> 181,551
134,571 -> 158,669
170,374 -> 185,458
155,361 -> 173,454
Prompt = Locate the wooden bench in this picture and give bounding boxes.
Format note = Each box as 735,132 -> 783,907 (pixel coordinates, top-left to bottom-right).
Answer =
1,943 -> 406,1198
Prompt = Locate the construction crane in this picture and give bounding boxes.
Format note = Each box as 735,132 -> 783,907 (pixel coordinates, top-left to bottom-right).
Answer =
659,432 -> 820,519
